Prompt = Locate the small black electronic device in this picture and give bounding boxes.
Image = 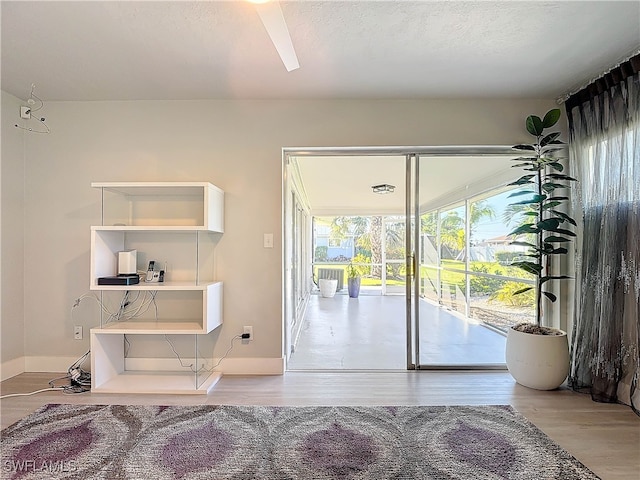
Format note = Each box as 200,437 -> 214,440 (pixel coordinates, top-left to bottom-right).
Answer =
98,275 -> 140,286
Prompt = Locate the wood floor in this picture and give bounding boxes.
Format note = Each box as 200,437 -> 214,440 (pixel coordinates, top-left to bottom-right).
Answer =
1,371 -> 638,480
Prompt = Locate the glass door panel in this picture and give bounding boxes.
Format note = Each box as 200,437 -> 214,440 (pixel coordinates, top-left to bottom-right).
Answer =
413,157 -> 508,369
384,216 -> 407,295
439,269 -> 467,314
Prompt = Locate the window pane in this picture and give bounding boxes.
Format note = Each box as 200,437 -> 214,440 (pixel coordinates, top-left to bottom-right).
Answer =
421,211 -> 438,267
439,205 -> 465,263
421,265 -> 439,302
384,216 -> 406,261
440,269 -> 466,312
469,275 -> 535,331
469,188 -> 535,281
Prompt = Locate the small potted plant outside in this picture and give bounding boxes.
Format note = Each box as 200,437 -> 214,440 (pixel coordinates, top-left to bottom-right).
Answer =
504,108 -> 577,390
346,263 -> 362,298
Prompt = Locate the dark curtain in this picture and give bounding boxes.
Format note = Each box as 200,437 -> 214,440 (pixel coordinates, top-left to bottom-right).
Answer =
566,54 -> 639,412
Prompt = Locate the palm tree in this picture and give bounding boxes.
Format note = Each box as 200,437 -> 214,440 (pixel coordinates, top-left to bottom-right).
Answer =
329,215 -> 404,277
501,202 -> 532,228
501,197 -> 537,246
439,212 -> 464,253
421,212 -> 438,236
469,200 -> 496,234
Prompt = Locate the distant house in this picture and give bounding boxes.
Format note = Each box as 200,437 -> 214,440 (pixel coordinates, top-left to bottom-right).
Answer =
457,235 -> 528,262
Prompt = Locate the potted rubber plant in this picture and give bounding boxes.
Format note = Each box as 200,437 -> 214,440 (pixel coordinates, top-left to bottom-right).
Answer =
504,108 -> 577,390
346,262 -> 362,298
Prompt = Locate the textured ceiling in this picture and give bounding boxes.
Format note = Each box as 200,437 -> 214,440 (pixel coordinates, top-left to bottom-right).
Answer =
2,1 -> 639,101
2,1 -> 637,213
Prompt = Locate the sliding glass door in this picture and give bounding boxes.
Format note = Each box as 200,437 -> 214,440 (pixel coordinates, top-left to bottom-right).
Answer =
406,155 -> 528,369
284,146 -> 522,371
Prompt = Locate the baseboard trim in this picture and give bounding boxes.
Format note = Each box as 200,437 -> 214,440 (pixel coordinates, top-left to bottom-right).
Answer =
20,356 -> 284,376
124,357 -> 284,375
1,357 -> 26,381
24,356 -> 82,373
216,357 -> 285,375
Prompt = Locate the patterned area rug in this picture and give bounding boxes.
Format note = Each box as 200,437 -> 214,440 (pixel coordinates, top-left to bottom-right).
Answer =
1,404 -> 599,479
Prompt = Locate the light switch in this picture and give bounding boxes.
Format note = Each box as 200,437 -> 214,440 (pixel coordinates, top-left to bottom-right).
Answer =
264,233 -> 274,248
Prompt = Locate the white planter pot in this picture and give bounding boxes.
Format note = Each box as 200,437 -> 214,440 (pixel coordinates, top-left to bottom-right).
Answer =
505,327 -> 570,390
319,279 -> 338,298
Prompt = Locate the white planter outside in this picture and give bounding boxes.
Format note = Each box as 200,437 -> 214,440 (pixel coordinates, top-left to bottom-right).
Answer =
505,327 -> 570,390
319,279 -> 338,298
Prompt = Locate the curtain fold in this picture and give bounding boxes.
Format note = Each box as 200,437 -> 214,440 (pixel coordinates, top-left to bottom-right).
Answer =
566,54 -> 639,413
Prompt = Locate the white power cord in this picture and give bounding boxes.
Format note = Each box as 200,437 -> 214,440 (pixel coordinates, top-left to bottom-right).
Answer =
0,387 -> 64,400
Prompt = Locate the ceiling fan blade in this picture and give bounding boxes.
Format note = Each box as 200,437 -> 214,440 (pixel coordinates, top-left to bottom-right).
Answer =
254,1 -> 299,72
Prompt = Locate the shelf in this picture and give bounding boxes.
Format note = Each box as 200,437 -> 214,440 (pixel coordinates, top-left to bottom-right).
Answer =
91,371 -> 222,395
92,181 -> 224,232
92,282 -> 222,333
90,229 -> 218,286
92,321 -> 206,334
90,181 -> 224,394
91,182 -> 222,197
92,225 -> 218,232
90,281 -> 221,291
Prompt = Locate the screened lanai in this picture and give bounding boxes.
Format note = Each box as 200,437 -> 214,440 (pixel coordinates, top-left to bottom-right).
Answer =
284,150 -> 536,370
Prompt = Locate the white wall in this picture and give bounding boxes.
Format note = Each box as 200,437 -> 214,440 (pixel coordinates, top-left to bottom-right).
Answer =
1,91 -> 26,379
11,97 -> 559,373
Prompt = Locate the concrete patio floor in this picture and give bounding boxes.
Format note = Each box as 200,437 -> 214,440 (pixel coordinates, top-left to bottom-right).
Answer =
288,292 -> 507,370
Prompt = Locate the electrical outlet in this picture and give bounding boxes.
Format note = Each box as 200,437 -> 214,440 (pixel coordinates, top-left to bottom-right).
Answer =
74,325 -> 83,340
243,326 -> 253,341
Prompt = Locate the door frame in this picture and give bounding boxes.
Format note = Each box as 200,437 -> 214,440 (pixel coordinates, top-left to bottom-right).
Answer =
282,146 -> 517,370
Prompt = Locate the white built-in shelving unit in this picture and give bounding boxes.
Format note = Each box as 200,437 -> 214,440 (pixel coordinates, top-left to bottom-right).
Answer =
90,182 -> 224,394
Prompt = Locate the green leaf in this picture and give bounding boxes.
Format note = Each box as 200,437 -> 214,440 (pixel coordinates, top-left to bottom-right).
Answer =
550,228 -> 576,237
526,115 -> 544,136
538,218 -> 561,230
549,210 -> 577,226
541,246 -> 568,255
548,162 -> 564,172
507,177 -> 535,186
542,201 -> 561,209
512,261 -> 542,275
512,286 -> 534,296
540,132 -> 561,147
513,144 -> 535,151
542,182 -> 566,192
509,224 -> 539,235
513,174 -> 535,182
510,162 -> 536,169
542,216 -> 568,224
508,189 -> 536,198
542,291 -> 558,302
547,173 -> 577,181
541,146 -> 565,154
541,275 -> 572,284
510,194 -> 546,206
510,156 -> 537,162
542,109 -> 561,128
544,235 -> 573,243
547,196 -> 569,201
